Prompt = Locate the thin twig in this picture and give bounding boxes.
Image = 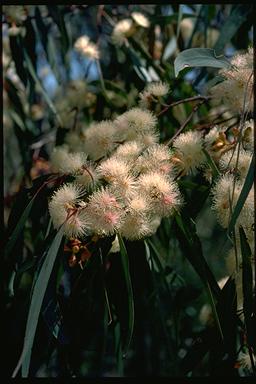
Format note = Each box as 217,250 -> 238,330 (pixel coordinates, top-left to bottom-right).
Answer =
157,95 -> 211,117
165,99 -> 207,146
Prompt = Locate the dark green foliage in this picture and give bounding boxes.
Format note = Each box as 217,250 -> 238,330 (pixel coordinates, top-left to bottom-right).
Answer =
3,4 -> 254,378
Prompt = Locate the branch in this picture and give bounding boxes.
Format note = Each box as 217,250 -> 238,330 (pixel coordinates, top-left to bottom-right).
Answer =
165,99 -> 208,146
157,95 -> 211,117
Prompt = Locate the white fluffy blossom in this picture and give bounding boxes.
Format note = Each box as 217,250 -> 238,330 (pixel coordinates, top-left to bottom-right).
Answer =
138,172 -> 182,217
172,131 -> 205,174
211,174 -> 254,231
74,35 -> 100,60
50,146 -> 87,174
137,132 -> 159,147
3,5 -> 27,24
139,81 -> 169,108
211,48 -> 253,112
49,183 -> 90,238
75,162 -> 100,190
120,195 -> 152,240
219,147 -> 252,179
111,19 -> 133,46
113,141 -> 143,163
114,107 -> 157,142
97,158 -> 130,182
135,144 -> 172,175
86,188 -> 124,235
131,12 -> 150,28
83,121 -> 117,160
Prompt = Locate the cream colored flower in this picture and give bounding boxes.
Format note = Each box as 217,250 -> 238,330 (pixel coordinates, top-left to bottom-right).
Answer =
139,81 -> 169,108
131,12 -> 150,28
135,144 -> 172,175
86,188 -> 124,235
111,19 -> 134,46
138,172 -> 182,217
50,146 -> 86,174
115,107 -> 157,142
74,35 -> 100,60
83,121 -> 117,160
210,48 -> 253,112
120,195 -> 152,240
172,131 -> 205,174
113,141 -> 143,163
219,147 -> 252,180
49,183 -> 89,238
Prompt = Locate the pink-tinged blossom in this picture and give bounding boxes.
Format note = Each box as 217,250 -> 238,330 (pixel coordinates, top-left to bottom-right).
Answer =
138,172 -> 182,217
86,188 -> 124,235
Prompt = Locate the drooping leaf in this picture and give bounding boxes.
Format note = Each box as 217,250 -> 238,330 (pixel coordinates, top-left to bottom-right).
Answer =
174,213 -> 221,297
9,35 -> 27,86
117,233 -> 134,357
5,198 -> 35,259
34,6 -> 50,61
239,226 -> 254,347
174,48 -> 231,77
145,238 -> 171,295
176,5 -> 184,40
12,228 -> 64,378
47,5 -> 70,55
4,77 -> 26,119
4,176 -> 52,259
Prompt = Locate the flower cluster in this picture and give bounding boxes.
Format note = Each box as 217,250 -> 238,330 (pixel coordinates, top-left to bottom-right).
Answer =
111,12 -> 149,46
211,48 -> 253,112
54,80 -> 97,129
2,5 -> 27,25
74,35 -> 100,60
139,81 -> 169,109
49,103 -> 183,240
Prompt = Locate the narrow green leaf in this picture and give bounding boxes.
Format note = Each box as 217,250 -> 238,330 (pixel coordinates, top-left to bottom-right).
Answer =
5,199 -> 35,258
174,213 -> 221,297
145,239 -> 171,295
228,155 -> 254,235
205,281 -> 224,341
117,233 -> 134,357
12,228 -> 64,377
176,5 -> 183,40
12,258 -> 36,295
202,148 -> 221,180
145,239 -> 176,366
114,321 -> 124,376
34,6 -> 50,61
239,226 -> 253,346
22,49 -> 63,127
4,178 -> 50,258
47,5 -> 70,54
214,5 -> 253,54
174,48 -> 231,77
9,35 -> 27,86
